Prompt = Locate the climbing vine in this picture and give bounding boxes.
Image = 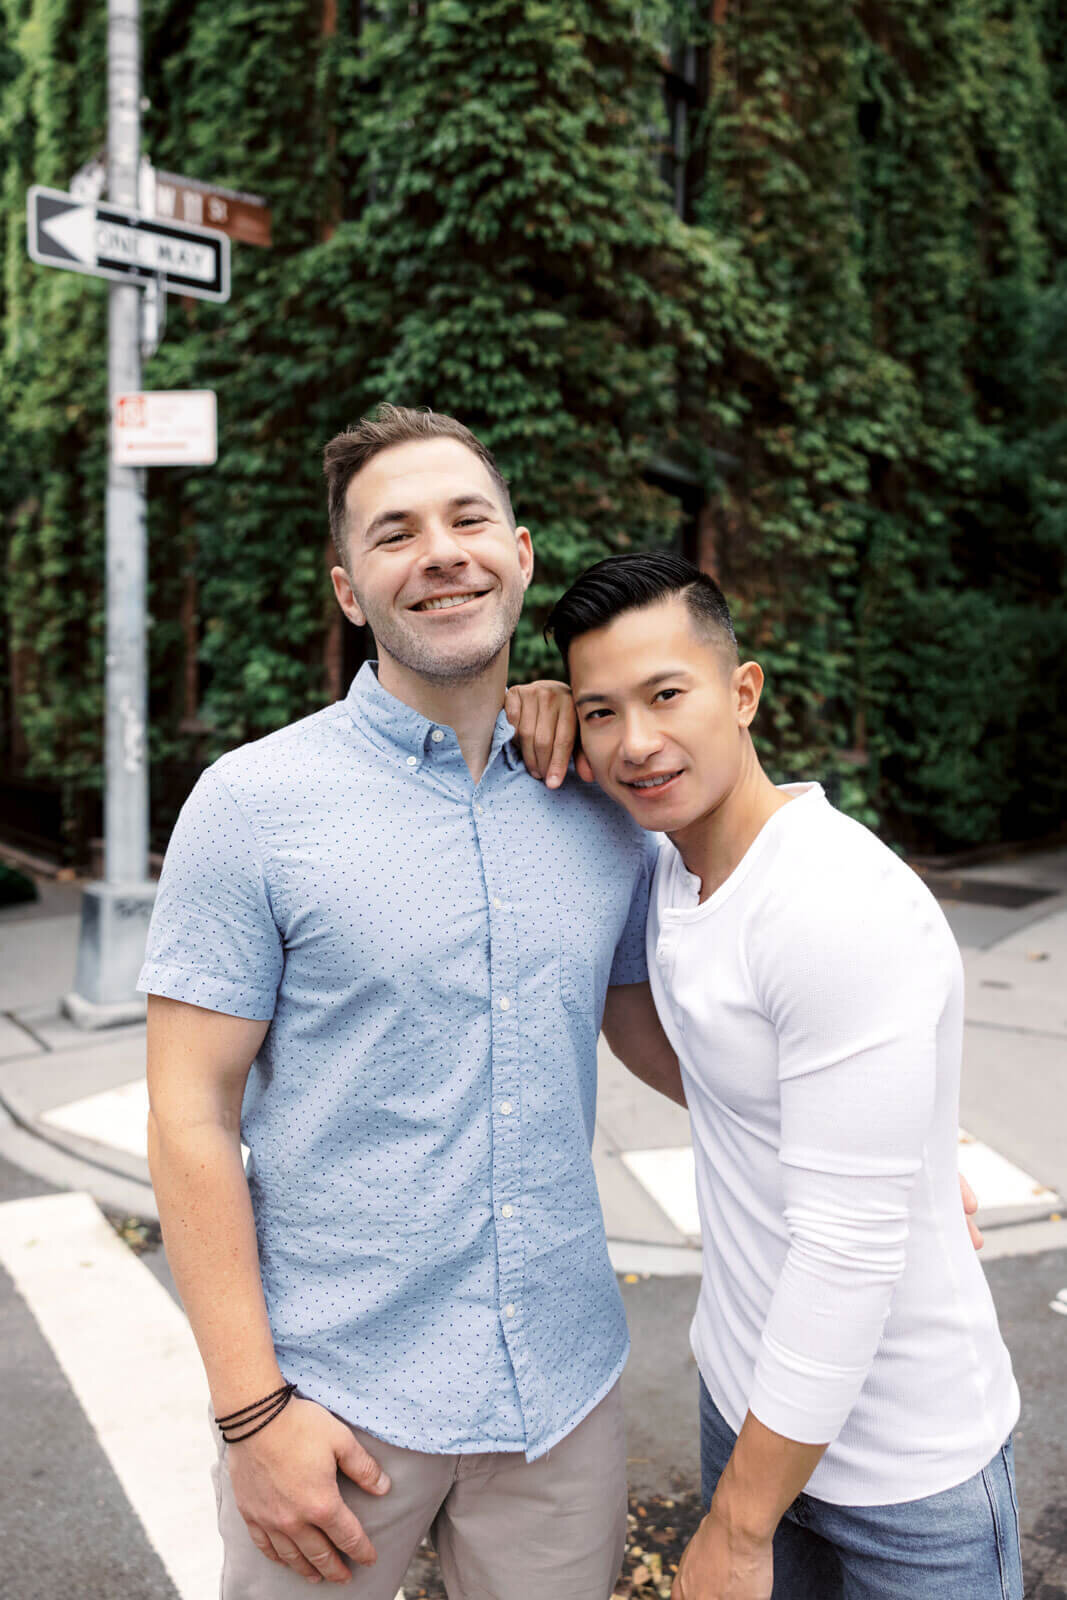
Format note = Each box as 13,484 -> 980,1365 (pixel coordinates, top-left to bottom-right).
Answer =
1,0 -> 1064,857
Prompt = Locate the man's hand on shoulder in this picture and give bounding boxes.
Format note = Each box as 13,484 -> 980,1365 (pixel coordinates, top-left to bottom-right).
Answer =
227,1395 -> 390,1584
504,681 -> 594,788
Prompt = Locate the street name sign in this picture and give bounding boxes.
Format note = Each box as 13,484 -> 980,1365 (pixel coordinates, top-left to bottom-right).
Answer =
150,170 -> 272,248
113,391 -> 218,466
27,185 -> 230,302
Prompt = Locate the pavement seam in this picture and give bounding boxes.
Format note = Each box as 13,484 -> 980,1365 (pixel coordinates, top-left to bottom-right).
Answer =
0,1083 -> 155,1194
964,1018 -> 1067,1042
1,1008 -> 53,1052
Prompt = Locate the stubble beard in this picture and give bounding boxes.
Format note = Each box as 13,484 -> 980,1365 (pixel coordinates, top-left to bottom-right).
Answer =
357,581 -> 526,686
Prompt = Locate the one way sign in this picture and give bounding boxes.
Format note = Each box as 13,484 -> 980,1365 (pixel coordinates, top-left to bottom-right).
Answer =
27,185 -> 230,303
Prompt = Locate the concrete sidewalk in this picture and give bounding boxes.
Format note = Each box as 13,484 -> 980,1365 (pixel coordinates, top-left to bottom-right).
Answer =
1,850 -> 1066,1265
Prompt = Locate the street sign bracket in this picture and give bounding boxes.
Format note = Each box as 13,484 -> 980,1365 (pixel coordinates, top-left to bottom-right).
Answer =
140,272 -> 167,360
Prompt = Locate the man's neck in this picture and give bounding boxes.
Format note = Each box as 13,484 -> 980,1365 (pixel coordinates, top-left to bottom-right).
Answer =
376,650 -> 509,781
669,742 -> 792,904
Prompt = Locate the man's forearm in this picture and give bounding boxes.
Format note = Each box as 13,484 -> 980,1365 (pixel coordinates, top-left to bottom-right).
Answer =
148,1115 -> 283,1415
713,1412 -> 827,1542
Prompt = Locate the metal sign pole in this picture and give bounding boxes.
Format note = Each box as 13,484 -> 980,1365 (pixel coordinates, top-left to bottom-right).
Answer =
65,0 -> 156,1027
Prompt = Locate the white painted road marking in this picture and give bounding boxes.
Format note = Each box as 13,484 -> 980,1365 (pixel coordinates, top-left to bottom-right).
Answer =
0,1192 -> 219,1599
957,1128 -> 1061,1212
42,1077 -> 150,1159
621,1147 -> 700,1238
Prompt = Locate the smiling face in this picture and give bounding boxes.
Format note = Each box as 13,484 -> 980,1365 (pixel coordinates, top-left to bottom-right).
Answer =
330,437 -> 534,684
568,594 -> 763,835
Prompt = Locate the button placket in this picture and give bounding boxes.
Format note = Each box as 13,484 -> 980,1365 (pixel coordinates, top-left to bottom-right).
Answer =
480,794 -> 526,1387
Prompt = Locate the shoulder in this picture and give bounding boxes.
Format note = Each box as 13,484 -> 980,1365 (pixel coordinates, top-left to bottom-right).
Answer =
748,797 -> 954,985
551,771 -> 659,867
206,702 -> 350,796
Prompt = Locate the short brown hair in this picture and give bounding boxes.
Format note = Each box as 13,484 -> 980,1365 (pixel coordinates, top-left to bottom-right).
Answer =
323,404 -> 515,561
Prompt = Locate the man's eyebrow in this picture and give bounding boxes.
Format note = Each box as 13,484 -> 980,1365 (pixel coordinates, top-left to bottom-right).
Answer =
363,508 -> 411,543
574,669 -> 694,707
363,494 -> 497,544
448,494 -> 497,516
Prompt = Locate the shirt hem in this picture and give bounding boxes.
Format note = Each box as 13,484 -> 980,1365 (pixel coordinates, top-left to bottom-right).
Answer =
292,1344 -> 630,1465
693,1334 -> 1021,1507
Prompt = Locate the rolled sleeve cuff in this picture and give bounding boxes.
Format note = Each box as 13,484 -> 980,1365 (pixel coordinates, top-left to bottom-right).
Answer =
137,961 -> 277,1021
747,1332 -> 864,1446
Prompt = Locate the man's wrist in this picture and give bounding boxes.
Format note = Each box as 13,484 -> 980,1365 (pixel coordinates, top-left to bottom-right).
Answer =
711,1468 -> 778,1547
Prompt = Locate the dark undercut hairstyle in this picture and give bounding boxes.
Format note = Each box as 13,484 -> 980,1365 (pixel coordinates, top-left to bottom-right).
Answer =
545,550 -> 738,673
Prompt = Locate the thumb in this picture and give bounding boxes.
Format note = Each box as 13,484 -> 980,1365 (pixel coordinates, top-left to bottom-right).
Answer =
336,1431 -> 391,1496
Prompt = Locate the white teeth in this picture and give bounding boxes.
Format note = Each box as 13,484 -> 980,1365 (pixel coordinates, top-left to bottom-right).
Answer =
632,773 -> 677,790
417,593 -> 483,612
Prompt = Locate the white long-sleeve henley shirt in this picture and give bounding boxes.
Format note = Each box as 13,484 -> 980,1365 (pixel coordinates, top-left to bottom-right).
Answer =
647,783 -> 1019,1505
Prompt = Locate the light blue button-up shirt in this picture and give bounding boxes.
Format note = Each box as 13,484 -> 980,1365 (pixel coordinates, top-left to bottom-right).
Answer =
140,663 -> 656,1459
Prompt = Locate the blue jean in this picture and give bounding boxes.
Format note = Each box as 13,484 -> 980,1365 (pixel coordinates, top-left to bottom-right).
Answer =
699,1378 -> 1023,1599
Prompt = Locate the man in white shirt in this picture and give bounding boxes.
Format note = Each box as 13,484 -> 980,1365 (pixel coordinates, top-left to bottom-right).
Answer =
541,550 -> 1022,1600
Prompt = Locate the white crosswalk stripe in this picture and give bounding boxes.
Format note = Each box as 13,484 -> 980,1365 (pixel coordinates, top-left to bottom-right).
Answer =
0,1191 -> 218,1599
0,1189 -> 408,1600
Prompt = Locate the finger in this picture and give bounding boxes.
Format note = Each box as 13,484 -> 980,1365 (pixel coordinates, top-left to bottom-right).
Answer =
296,1532 -> 352,1585
506,688 -> 540,778
521,693 -> 545,779
533,695 -> 559,783
967,1216 -> 985,1251
545,698 -> 577,789
961,1174 -> 978,1214
323,1502 -> 378,1568
269,1530 -> 323,1582
246,1523 -> 285,1565
336,1432 -> 391,1496
575,748 -> 595,784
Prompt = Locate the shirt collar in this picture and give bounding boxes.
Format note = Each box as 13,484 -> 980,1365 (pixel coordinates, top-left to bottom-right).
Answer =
344,661 -> 522,770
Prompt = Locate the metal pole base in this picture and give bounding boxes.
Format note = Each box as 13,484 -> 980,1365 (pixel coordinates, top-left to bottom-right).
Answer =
63,880 -> 156,1028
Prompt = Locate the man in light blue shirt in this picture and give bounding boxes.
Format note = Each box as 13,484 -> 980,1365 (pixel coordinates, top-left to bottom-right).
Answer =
142,404 -> 680,1599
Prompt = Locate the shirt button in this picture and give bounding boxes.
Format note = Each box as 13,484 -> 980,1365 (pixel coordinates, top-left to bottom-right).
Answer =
406,755 -> 418,767
501,1204 -> 514,1219
475,803 -> 485,814
492,897 -> 503,909
498,1101 -> 513,1116
431,729 -> 445,743
504,1304 -> 516,1318
498,996 -> 511,1011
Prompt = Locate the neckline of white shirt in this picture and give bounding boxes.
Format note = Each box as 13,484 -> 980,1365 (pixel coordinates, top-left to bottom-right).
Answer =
660,781 -> 824,920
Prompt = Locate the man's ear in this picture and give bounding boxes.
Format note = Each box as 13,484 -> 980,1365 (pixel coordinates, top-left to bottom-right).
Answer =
331,565 -> 367,629
735,661 -> 764,729
515,526 -> 534,591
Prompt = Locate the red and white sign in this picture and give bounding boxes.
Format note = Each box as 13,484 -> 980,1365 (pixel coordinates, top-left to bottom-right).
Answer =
113,390 -> 217,466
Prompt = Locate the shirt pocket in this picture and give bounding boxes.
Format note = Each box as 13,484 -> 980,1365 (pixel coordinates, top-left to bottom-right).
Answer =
554,884 -> 605,1016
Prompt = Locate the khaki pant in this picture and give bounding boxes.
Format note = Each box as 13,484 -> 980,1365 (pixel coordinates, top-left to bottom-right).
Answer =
213,1383 -> 627,1600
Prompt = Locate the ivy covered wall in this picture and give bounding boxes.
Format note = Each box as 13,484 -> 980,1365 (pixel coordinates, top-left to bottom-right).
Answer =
1,0 -> 1065,859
